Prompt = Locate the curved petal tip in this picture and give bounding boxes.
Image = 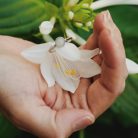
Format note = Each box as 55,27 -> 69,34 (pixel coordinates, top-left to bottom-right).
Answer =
126,58 -> 138,74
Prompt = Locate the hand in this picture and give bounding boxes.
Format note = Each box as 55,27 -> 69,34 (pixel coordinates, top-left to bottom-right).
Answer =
75,10 -> 128,117
0,11 -> 128,138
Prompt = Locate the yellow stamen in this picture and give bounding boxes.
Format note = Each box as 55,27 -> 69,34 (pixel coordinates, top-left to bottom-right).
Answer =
65,69 -> 77,76
55,63 -> 61,68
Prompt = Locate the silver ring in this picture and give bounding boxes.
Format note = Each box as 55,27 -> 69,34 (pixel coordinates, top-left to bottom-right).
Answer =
49,37 -> 72,53
65,37 -> 72,42
49,45 -> 56,53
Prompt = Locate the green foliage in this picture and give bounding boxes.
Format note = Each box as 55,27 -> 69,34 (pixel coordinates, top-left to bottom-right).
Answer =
107,6 -> 138,126
0,0 -> 48,36
112,74 -> 138,126
46,0 -> 62,7
0,114 -> 21,138
45,1 -> 58,18
109,6 -> 138,38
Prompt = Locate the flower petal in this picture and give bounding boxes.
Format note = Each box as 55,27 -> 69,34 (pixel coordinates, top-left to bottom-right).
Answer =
80,48 -> 100,59
56,42 -> 81,61
21,42 -> 53,64
53,53 -> 80,79
126,58 -> 138,74
39,21 -> 54,35
73,59 -> 101,78
40,59 -> 55,87
52,66 -> 80,93
52,53 -> 80,93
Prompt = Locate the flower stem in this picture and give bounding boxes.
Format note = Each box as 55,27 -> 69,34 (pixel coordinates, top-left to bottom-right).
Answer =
79,130 -> 85,138
43,35 -> 54,42
91,0 -> 138,10
65,28 -> 86,45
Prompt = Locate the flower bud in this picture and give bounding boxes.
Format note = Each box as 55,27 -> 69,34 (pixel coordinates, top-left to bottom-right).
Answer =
67,0 -> 79,7
86,21 -> 92,27
75,22 -> 83,27
68,11 -> 74,20
39,21 -> 54,35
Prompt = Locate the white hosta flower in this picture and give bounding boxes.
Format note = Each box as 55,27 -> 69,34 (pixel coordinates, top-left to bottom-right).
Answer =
91,0 -> 138,10
65,28 -> 86,45
126,58 -> 138,74
39,21 -> 53,35
39,17 -> 56,35
21,37 -> 101,93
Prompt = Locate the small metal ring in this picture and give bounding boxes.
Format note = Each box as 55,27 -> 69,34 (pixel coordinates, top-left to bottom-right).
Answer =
48,37 -> 72,53
49,45 -> 56,53
65,37 -> 72,42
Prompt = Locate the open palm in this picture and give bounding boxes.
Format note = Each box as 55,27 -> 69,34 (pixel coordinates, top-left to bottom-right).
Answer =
0,11 -> 127,138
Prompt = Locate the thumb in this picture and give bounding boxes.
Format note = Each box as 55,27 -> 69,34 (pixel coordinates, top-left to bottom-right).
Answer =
56,109 -> 95,138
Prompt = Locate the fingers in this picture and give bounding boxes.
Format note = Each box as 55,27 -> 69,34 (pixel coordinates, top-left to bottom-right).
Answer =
11,103 -> 94,138
93,11 -> 122,39
55,109 -> 94,138
96,11 -> 125,67
51,85 -> 65,110
87,11 -> 128,118
71,79 -> 91,110
83,10 -> 122,50
82,33 -> 98,50
92,10 -> 127,92
98,11 -> 128,93
43,86 -> 57,108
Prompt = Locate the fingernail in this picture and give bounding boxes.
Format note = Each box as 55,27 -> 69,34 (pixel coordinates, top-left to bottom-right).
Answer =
73,115 -> 94,131
102,10 -> 115,34
102,10 -> 112,23
106,10 -> 112,20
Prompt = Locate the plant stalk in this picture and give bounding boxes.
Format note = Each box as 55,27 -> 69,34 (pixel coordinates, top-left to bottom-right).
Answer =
91,0 -> 138,10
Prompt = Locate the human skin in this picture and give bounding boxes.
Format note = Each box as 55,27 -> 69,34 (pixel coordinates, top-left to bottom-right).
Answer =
0,11 -> 128,138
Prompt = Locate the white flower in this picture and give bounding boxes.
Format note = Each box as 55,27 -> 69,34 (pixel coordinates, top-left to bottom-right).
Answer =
39,21 -> 53,35
91,0 -> 138,10
21,37 -> 101,93
39,17 -> 56,35
126,58 -> 138,74
65,28 -> 86,45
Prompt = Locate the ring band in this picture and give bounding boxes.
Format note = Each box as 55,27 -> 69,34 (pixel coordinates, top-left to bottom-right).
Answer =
65,37 -> 72,42
49,37 -> 72,53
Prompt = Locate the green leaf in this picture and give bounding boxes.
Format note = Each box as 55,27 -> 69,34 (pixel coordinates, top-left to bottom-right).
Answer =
0,0 -> 48,36
124,37 -> 138,63
109,6 -> 138,38
0,114 -> 21,138
62,0 -> 69,6
45,1 -> 59,18
111,74 -> 138,126
46,0 -> 62,7
95,5 -> 138,126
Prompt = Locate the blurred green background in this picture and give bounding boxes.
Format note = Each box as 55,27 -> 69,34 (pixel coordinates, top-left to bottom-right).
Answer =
0,0 -> 138,138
